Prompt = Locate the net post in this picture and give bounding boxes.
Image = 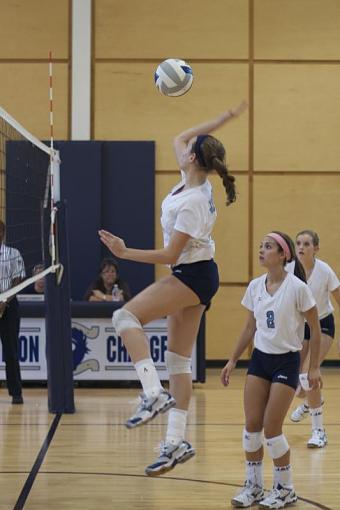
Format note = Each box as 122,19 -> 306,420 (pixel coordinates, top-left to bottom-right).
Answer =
45,200 -> 75,414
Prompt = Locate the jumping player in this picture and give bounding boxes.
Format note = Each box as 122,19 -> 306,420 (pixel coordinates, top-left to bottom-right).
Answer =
99,101 -> 247,475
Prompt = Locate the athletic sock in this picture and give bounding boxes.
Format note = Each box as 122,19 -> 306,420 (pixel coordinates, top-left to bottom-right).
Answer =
310,406 -> 323,430
166,408 -> 187,445
134,358 -> 163,398
246,460 -> 263,487
274,465 -> 293,489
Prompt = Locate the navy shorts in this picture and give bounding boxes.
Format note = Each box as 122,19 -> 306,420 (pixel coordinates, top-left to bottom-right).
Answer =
247,348 -> 300,390
304,313 -> 335,340
171,259 -> 219,306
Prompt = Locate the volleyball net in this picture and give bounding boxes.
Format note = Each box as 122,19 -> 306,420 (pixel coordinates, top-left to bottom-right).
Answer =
0,105 -> 74,413
0,105 -> 61,302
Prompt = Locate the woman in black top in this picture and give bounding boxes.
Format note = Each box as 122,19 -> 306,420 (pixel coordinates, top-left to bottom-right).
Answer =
84,258 -> 131,302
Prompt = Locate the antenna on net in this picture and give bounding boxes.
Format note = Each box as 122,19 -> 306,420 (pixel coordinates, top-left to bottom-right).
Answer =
48,51 -> 63,284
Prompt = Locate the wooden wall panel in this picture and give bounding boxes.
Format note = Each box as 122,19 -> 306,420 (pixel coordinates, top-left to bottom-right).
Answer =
94,62 -> 249,171
254,0 -> 340,60
0,63 -> 69,139
95,0 -> 248,59
1,1 -> 339,361
206,286 -> 248,360
212,174 -> 248,282
254,64 -> 340,171
253,175 -> 340,279
0,0 -> 69,59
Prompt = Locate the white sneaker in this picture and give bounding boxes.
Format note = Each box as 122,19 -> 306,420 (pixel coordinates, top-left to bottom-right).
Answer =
290,403 -> 309,422
145,440 -> 195,476
259,485 -> 297,509
125,390 -> 176,429
307,428 -> 328,449
231,481 -> 264,508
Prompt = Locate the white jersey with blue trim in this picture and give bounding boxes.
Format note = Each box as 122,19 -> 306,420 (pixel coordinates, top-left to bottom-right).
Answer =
161,175 -> 217,265
242,272 -> 316,354
286,259 -> 340,319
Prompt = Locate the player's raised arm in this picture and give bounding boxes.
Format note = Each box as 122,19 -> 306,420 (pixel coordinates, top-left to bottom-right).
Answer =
173,101 -> 247,167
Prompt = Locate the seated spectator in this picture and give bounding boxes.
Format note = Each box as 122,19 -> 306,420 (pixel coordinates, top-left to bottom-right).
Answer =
23,263 -> 45,295
84,257 -> 131,302
32,263 -> 45,294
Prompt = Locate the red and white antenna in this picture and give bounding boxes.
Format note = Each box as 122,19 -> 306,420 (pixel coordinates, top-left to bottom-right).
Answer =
49,50 -> 57,267
49,50 -> 54,152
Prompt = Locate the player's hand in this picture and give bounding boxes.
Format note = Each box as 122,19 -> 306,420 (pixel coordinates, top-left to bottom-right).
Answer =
230,100 -> 248,117
99,230 -> 127,258
308,367 -> 323,390
220,359 -> 237,387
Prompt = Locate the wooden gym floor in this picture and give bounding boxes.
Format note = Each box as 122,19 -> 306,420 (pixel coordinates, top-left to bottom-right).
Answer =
0,368 -> 339,510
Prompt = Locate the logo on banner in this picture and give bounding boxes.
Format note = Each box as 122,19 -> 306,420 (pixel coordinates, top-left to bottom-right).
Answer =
72,322 -> 100,375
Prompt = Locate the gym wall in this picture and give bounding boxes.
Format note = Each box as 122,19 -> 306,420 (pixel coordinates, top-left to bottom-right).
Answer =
1,0 -> 340,360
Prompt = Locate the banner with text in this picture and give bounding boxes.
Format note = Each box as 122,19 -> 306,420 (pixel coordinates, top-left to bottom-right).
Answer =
0,317 -> 197,381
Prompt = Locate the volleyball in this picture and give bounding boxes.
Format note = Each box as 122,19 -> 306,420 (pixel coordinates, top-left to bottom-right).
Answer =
154,58 -> 193,97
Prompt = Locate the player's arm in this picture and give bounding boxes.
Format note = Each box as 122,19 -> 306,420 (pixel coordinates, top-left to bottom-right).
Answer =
331,286 -> 340,356
220,311 -> 256,387
173,101 -> 248,166
303,306 -> 322,389
99,229 -> 190,266
331,285 -> 340,310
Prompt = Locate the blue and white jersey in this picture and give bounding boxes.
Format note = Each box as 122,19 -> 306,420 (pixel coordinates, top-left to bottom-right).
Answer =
286,259 -> 340,319
242,272 -> 315,354
161,175 -> 217,265
0,243 -> 26,293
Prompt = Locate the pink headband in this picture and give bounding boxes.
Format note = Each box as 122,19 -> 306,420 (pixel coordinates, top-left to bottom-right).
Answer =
267,232 -> 291,261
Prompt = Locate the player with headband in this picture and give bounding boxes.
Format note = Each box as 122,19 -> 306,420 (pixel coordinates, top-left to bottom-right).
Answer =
99,101 -> 247,475
221,231 -> 322,509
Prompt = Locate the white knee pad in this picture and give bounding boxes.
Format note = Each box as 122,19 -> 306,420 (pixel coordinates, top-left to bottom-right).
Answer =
242,429 -> 263,453
265,434 -> 289,459
112,308 -> 142,335
165,350 -> 191,375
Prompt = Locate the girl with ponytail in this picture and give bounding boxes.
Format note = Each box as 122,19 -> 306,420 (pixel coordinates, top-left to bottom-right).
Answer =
220,231 -> 322,508
99,101 -> 247,476
287,230 -> 340,449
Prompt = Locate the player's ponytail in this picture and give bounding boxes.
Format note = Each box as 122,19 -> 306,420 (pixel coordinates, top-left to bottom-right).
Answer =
212,157 -> 236,206
194,135 -> 237,206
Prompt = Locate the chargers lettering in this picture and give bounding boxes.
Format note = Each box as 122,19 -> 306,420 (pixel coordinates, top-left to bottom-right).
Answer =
106,335 -> 168,363
18,335 -> 39,362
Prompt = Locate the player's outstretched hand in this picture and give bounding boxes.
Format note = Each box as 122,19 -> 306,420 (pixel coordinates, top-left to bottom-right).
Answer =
99,230 -> 127,258
220,359 -> 237,387
230,100 -> 248,117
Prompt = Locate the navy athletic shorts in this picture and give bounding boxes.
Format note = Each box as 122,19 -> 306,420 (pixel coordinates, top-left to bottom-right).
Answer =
247,348 -> 300,390
171,259 -> 219,306
304,313 -> 335,340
